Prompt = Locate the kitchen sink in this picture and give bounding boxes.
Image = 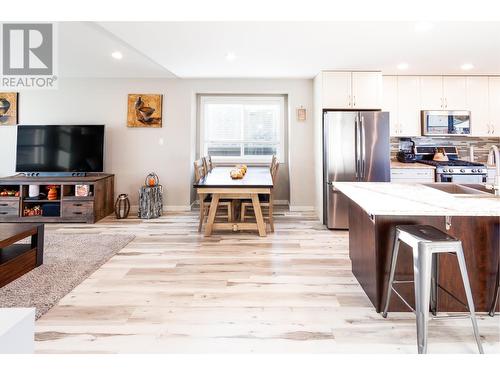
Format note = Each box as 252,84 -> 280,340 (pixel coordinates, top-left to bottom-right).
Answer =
423,183 -> 495,197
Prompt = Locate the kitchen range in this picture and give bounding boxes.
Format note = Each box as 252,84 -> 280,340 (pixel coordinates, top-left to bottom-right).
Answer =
414,146 -> 487,183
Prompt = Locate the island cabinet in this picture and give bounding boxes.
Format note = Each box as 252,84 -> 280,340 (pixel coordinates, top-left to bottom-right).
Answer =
333,182 -> 500,313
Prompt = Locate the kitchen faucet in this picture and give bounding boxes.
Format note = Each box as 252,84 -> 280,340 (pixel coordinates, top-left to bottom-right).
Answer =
486,145 -> 500,196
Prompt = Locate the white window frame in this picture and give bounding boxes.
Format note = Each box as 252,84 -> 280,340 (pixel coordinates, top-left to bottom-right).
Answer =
199,95 -> 285,163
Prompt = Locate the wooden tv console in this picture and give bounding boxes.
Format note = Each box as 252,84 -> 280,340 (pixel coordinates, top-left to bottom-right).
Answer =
0,174 -> 114,224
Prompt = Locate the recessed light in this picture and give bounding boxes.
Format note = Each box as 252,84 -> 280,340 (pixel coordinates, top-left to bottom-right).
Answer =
414,21 -> 433,33
225,52 -> 236,62
397,63 -> 409,70
111,51 -> 123,60
461,63 -> 474,71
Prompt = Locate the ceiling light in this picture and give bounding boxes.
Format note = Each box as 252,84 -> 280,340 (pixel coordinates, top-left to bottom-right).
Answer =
111,51 -> 123,60
397,63 -> 409,70
414,21 -> 433,33
225,52 -> 236,62
461,63 -> 474,71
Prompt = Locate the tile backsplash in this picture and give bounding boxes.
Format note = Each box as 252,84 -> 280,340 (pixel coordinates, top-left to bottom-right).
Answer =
391,136 -> 500,163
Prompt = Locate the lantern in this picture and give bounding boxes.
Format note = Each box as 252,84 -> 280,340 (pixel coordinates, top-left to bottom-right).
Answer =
115,194 -> 130,219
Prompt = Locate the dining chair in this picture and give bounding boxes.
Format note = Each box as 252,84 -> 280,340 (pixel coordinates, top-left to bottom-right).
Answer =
240,161 -> 279,232
203,155 -> 214,174
194,159 -> 232,232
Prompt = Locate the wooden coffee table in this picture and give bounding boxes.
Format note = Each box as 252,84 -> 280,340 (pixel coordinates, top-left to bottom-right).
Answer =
0,224 -> 44,287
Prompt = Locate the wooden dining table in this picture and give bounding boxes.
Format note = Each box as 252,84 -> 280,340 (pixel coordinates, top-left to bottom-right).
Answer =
193,166 -> 273,237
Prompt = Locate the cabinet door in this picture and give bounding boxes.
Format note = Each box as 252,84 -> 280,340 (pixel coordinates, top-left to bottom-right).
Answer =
443,76 -> 467,109
489,77 -> 500,136
420,76 -> 443,110
352,72 -> 382,109
467,76 -> 490,136
322,72 -> 352,109
398,76 -> 421,136
382,76 -> 399,136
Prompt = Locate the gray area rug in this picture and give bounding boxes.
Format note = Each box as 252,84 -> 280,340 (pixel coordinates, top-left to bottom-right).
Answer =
0,233 -> 135,319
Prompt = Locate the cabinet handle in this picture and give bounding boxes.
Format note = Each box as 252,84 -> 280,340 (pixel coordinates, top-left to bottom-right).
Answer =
72,212 -> 83,215
353,95 -> 356,107
0,212 -> 7,215
348,95 -> 351,107
440,98 -> 443,108
73,203 -> 83,207
445,98 -> 448,108
0,203 -> 8,206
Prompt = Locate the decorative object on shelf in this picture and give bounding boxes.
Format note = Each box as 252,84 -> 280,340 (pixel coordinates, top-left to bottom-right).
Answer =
0,92 -> 18,125
47,185 -> 59,200
75,184 -> 90,197
297,106 -> 306,121
114,194 -> 131,219
127,94 -> 163,128
230,164 -> 247,179
145,172 -> 159,187
0,188 -> 19,197
23,205 -> 42,216
138,182 -> 163,219
29,185 -> 40,198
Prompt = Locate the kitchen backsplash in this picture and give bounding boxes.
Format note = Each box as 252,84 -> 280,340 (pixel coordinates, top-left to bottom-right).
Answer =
391,136 -> 500,163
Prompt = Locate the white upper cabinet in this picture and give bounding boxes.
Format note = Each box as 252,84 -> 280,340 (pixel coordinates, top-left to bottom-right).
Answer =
489,77 -> 500,136
322,72 -> 352,108
420,76 -> 443,109
443,77 -> 467,109
466,77 -> 490,136
382,76 -> 398,136
383,76 -> 421,136
420,76 -> 467,110
397,76 -> 421,136
322,71 -> 381,109
351,72 -> 382,109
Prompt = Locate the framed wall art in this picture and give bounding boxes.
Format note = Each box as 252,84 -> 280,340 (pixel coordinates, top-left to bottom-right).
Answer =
127,94 -> 163,128
0,92 -> 19,126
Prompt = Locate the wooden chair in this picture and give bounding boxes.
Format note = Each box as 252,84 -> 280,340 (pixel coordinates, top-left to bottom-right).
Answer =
194,159 -> 232,232
240,160 -> 279,232
203,155 -> 214,173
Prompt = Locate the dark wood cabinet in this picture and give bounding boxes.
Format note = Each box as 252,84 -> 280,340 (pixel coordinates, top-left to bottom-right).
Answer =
0,174 -> 114,224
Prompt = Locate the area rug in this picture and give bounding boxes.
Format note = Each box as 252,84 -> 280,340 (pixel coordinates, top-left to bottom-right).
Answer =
0,233 -> 135,319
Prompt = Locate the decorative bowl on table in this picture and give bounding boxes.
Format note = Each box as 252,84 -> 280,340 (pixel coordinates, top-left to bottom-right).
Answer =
230,164 -> 248,179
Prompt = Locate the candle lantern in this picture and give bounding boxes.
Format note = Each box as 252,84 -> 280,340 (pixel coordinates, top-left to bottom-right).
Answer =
145,172 -> 159,187
114,193 -> 130,219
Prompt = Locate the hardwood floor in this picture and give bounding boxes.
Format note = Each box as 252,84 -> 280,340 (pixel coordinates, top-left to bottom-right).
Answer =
34,208 -> 500,353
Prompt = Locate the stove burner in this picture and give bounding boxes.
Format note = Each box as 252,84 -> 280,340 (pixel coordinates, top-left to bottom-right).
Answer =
417,159 -> 485,167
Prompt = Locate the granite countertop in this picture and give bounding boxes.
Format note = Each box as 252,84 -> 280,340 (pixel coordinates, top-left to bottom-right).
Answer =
333,182 -> 500,217
390,160 -> 436,169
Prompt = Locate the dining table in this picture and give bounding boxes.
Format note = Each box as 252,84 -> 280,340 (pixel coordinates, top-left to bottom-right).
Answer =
193,166 -> 274,236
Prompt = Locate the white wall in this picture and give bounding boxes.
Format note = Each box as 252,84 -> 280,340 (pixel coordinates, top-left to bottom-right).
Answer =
0,77 -> 316,212
313,73 -> 324,221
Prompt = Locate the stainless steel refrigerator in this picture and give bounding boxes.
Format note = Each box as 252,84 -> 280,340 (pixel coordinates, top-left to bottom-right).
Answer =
323,111 -> 390,229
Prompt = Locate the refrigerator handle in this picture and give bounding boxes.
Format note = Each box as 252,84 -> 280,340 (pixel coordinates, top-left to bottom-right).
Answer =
354,116 -> 359,180
360,115 -> 366,179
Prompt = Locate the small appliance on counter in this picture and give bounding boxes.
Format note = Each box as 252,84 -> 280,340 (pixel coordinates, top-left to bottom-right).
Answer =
396,138 -> 416,163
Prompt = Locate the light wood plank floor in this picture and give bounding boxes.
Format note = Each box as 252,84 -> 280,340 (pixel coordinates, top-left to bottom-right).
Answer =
35,208 -> 499,353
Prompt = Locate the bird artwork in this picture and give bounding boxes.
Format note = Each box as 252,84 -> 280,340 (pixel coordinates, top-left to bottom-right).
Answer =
0,92 -> 19,125
127,94 -> 163,128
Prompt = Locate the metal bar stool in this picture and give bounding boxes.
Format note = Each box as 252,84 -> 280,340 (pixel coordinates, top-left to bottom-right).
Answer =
382,225 -> 483,354
489,262 -> 499,317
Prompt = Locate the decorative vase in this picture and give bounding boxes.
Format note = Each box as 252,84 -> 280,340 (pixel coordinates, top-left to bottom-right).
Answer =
47,186 -> 58,200
145,172 -> 159,187
114,194 -> 130,219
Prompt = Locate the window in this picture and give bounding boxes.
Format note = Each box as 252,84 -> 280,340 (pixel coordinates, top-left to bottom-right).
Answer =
199,95 -> 285,162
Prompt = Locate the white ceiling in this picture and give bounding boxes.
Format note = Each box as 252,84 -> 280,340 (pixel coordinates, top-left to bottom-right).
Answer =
57,22 -> 500,78
58,22 -> 175,78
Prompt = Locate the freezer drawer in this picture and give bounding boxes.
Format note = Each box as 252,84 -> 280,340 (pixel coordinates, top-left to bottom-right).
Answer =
325,184 -> 349,229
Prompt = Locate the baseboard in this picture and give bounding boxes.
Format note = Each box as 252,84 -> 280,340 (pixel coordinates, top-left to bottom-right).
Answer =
130,204 -> 192,213
289,205 -> 316,212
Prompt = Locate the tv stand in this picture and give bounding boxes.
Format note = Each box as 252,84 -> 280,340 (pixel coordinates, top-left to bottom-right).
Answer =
0,173 -> 114,223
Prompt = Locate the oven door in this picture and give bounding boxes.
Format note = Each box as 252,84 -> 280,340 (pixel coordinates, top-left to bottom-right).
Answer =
421,110 -> 471,136
437,174 -> 486,183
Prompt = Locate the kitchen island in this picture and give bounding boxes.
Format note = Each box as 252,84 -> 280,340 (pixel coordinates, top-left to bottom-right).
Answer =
333,182 -> 500,313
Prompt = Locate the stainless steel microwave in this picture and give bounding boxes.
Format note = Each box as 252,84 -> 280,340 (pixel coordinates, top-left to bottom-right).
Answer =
421,110 -> 471,136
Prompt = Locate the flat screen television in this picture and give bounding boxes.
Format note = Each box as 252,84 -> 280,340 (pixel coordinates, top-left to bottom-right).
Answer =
16,125 -> 105,174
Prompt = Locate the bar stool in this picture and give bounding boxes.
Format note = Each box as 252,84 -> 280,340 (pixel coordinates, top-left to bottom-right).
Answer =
489,262 -> 499,317
382,225 -> 483,354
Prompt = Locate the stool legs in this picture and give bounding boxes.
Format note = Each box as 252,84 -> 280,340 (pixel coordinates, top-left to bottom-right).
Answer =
382,229 -> 400,318
414,246 -> 433,354
456,245 -> 484,354
489,263 -> 499,317
430,253 -> 439,316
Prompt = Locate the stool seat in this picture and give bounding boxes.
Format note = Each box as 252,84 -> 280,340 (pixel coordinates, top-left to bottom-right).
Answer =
396,225 -> 456,242
382,224 -> 484,354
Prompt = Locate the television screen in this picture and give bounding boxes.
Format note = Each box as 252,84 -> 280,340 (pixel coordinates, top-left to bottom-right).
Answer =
16,125 -> 105,173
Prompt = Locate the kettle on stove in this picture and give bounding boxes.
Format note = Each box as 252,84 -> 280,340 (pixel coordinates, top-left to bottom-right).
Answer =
433,147 -> 449,161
